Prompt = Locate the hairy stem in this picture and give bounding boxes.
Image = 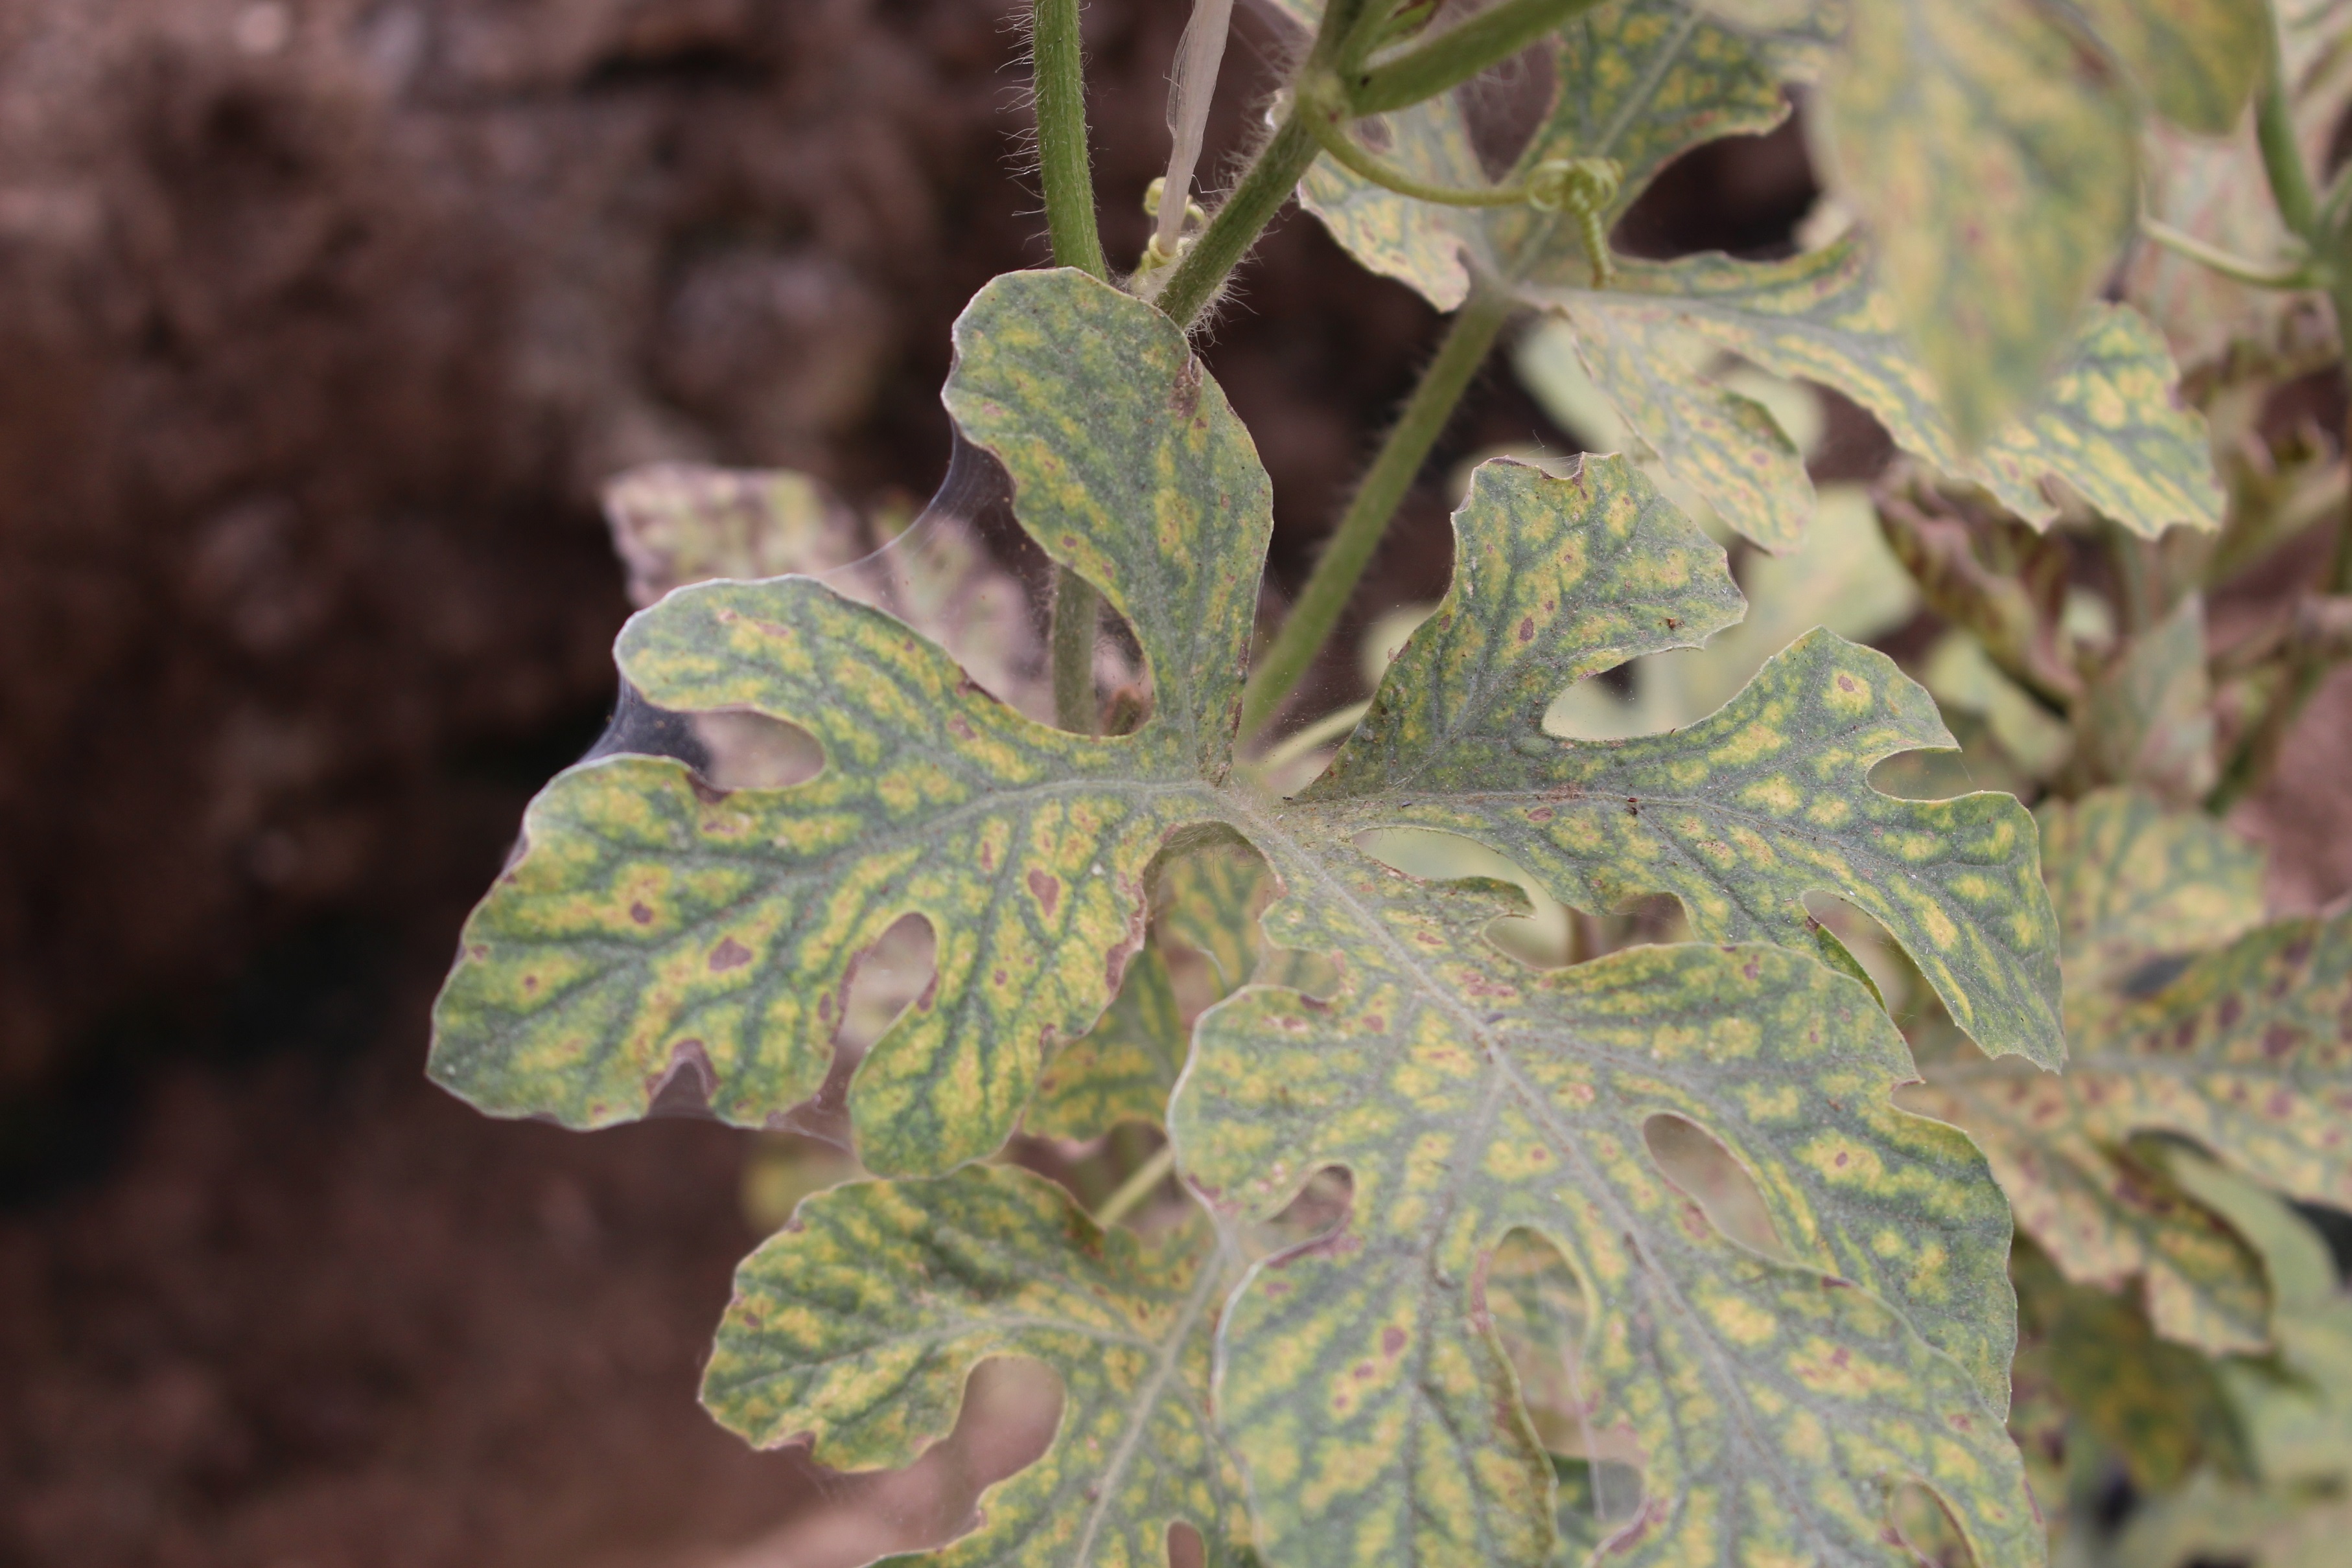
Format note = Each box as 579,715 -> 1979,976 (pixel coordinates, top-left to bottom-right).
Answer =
1239,280 -> 1514,736
1032,0 -> 1110,732
1154,0 -> 1385,329
1350,0 -> 1608,115
1032,0 -> 1107,281
1155,109 -> 1322,330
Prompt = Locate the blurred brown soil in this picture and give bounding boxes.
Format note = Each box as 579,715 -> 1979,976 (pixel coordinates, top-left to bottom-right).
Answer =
5,1 -> 2344,1565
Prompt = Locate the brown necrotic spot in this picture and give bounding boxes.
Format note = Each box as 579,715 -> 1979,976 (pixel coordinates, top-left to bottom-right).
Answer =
1027,869 -> 1061,918
709,938 -> 754,973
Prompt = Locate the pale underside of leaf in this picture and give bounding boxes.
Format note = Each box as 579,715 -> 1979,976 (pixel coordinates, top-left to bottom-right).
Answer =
702,1166 -> 1252,1568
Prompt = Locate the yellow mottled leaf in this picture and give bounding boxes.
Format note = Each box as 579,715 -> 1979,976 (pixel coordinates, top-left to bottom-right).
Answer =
704,1168 -> 1250,1568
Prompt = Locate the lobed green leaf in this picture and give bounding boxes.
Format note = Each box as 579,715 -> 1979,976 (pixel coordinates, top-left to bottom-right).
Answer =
1309,557 -> 2064,1068
1174,856 -> 2036,1568
703,1166 -> 1250,1568
436,269 -> 2066,1564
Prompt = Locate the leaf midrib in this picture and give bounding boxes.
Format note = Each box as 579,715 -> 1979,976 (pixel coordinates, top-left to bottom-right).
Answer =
1220,794 -> 1851,1558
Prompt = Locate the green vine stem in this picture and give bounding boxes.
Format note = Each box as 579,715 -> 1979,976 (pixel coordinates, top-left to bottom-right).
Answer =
1155,0 -> 1590,330
1239,279 -> 1515,736
1349,0 -> 1609,115
2257,26 -> 2322,245
1154,107 -> 1322,329
1299,77 -> 1530,206
1030,0 -> 1107,281
2209,34 -> 2352,811
1031,0 -> 1110,732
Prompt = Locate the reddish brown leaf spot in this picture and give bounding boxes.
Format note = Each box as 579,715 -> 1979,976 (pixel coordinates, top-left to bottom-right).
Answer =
1835,1151 -> 1849,1168
709,938 -> 753,973
1353,1361 -> 1375,1381
1836,673 -> 1858,693
1027,869 -> 1061,918
1517,616 -> 1535,643
948,715 -> 976,742
1528,805 -> 1554,823
1381,1326 -> 1407,1356
2218,996 -> 2243,1030
630,902 -> 655,926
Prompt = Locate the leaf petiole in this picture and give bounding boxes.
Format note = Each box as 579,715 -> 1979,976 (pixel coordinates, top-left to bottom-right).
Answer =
1298,77 -> 1531,207
2140,216 -> 2318,290
1091,1143 -> 1178,1228
1347,0 -> 1610,116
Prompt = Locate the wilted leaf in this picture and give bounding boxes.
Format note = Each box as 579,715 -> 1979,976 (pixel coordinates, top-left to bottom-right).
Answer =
2114,1160 -> 2352,1568
1175,861 -> 2037,1568
702,1166 -> 1250,1568
606,463 -> 867,607
1296,0 -> 2220,548
1297,0 -> 1805,314
1821,0 -> 2140,443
